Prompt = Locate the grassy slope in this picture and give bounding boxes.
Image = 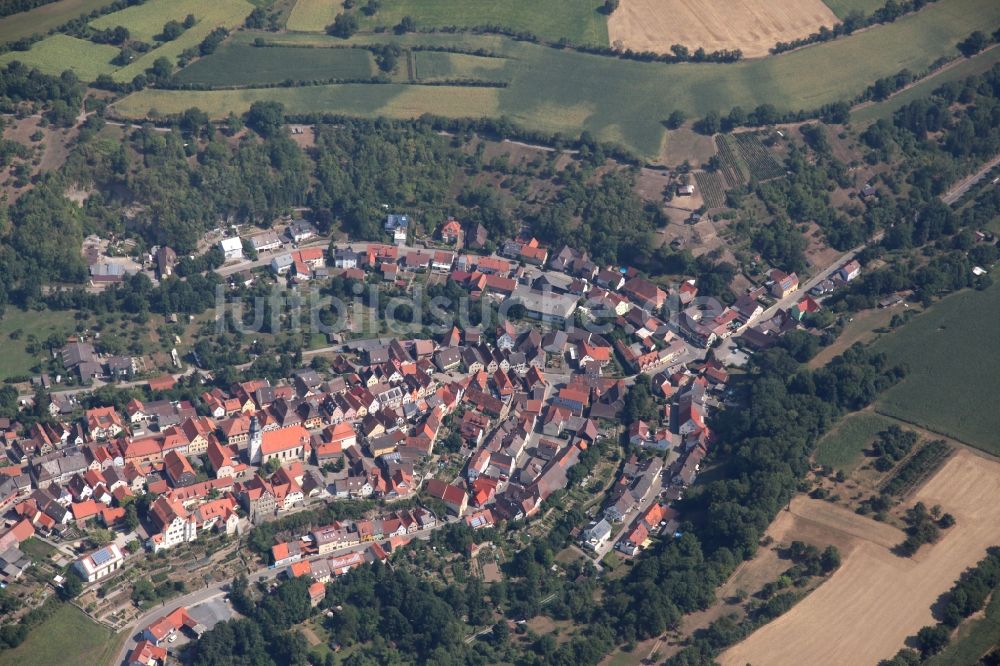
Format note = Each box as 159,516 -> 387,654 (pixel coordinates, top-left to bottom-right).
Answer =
175,44 -> 375,85
285,0 -> 339,32
814,411 -> 896,469
90,0 -> 212,41
0,308 -> 76,378
0,603 -> 115,666
0,0 -> 254,81
114,0 -> 1000,157
0,34 -> 117,80
852,46 -> 1000,125
0,0 -> 119,45
873,282 -> 1000,454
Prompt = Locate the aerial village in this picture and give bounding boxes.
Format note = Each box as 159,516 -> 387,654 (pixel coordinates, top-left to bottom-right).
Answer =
0,210 -> 863,660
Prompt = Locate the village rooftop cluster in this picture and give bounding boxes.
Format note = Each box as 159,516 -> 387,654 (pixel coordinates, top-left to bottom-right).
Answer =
0,213 -> 866,663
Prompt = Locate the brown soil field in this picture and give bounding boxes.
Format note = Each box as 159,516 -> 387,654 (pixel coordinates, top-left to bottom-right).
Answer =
608,0 -> 839,59
801,220 -> 842,274
721,449 -> 1000,665
634,166 -> 671,203
662,127 -> 718,166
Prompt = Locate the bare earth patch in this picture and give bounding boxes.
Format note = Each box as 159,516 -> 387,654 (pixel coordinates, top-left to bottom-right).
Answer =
721,449 -> 1000,665
608,0 -> 839,59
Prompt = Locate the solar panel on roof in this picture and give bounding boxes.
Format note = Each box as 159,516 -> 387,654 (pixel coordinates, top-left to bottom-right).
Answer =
90,548 -> 114,566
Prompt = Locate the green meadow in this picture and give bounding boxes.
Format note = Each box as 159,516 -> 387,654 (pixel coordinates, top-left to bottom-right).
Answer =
821,0 -> 889,19
814,411 -> 897,470
412,51 -> 512,83
852,46 -> 1000,125
0,603 -> 119,666
0,34 -> 117,81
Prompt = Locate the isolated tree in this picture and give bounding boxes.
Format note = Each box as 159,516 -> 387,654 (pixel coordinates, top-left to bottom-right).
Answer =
395,15 -> 415,34
159,20 -> 184,41
147,56 -> 173,81
665,109 -> 686,129
695,111 -> 720,135
59,572 -> 83,600
820,545 -> 841,573
373,44 -> 402,73
245,7 -> 266,28
603,0 -> 619,14
245,101 -> 285,138
327,13 -> 358,38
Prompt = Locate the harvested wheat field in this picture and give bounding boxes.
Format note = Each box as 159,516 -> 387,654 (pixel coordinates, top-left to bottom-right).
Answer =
721,449 -> 1000,666
608,0 -> 838,58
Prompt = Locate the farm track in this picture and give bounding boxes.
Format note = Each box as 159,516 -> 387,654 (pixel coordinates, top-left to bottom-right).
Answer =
407,49 -> 416,81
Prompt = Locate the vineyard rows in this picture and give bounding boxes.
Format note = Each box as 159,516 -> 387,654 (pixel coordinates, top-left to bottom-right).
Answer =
880,440 -> 951,497
733,133 -> 785,181
694,171 -> 726,209
714,135 -> 746,189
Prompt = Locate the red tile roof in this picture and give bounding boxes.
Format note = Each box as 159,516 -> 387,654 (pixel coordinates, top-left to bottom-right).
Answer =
261,426 -> 309,455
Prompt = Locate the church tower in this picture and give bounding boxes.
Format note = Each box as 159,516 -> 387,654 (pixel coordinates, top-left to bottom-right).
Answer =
248,415 -> 262,464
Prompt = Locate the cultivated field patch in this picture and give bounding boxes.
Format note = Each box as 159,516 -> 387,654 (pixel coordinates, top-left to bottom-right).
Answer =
353,0 -> 610,46
113,82 -> 500,119
0,34 -> 118,80
412,51 -> 510,83
608,0 -> 839,58
721,450 -> 1000,665
873,282 -> 1000,454
175,44 -> 374,86
693,171 -> 726,208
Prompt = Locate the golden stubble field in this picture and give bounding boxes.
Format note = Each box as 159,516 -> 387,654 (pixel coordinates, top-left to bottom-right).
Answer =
607,0 -> 839,58
721,449 -> 1000,665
